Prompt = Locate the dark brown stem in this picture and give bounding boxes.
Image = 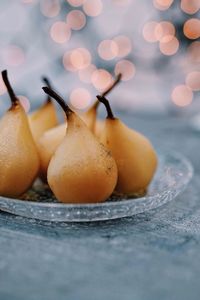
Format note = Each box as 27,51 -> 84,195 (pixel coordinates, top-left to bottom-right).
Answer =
92,73 -> 122,111
42,87 -> 73,117
96,95 -> 115,120
2,70 -> 18,107
42,77 -> 52,103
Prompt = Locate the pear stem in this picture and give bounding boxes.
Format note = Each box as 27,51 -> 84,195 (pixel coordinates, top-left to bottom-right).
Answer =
2,70 -> 18,107
42,86 -> 73,117
42,77 -> 52,103
96,95 -> 115,120
92,73 -> 122,111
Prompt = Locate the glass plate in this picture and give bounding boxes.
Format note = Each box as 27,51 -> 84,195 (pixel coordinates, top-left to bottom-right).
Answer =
0,152 -> 193,222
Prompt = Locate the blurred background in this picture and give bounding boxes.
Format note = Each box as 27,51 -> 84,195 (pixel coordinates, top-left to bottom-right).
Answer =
0,0 -> 199,117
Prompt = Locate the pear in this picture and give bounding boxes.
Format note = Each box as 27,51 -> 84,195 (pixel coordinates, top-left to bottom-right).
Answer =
0,70 -> 40,198
28,77 -> 58,144
43,87 -> 118,204
97,95 -> 157,196
36,73 -> 122,182
37,123 -> 67,182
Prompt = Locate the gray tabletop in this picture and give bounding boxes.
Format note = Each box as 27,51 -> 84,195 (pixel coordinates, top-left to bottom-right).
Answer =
0,113 -> 200,300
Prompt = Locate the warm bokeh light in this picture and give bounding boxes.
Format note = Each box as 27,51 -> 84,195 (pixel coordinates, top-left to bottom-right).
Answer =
50,21 -> 71,44
188,41 -> 200,63
114,60 -> 136,81
186,71 -> 200,91
171,85 -> 193,107
159,35 -> 179,55
78,64 -> 96,83
91,69 -> 113,91
183,18 -> 200,40
156,0 -> 174,5
181,0 -> 200,15
17,95 -> 30,112
153,0 -> 173,10
155,21 -> 175,41
113,35 -> 132,57
98,40 -> 118,60
40,0 -> 60,18
67,0 -> 85,7
70,88 -> 91,109
0,74 -> 6,96
142,21 -> 159,43
66,10 -> 86,30
83,0 -> 103,17
63,51 -> 77,72
2,45 -> 25,66
70,48 -> 91,70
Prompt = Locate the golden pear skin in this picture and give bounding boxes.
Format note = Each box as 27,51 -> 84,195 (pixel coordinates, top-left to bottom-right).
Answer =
37,123 -> 67,181
43,87 -> 118,204
94,119 -> 104,139
0,70 -> 40,198
97,95 -> 157,195
28,77 -> 58,144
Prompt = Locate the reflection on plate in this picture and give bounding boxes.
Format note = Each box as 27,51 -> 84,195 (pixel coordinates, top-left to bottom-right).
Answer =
0,152 -> 193,222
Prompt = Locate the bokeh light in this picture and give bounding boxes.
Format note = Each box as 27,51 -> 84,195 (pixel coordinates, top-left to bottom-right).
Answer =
17,95 -> 30,112
70,48 -> 91,70
188,41 -> 200,63
155,21 -> 175,41
113,35 -> 132,57
78,64 -> 96,83
98,40 -> 118,60
50,21 -> 71,44
181,0 -> 200,15
159,35 -> 179,55
91,69 -> 113,91
83,0 -> 103,17
114,60 -> 136,81
63,51 -> 77,72
70,88 -> 91,109
66,10 -> 86,30
67,0 -> 85,7
142,21 -> 159,43
153,0 -> 174,10
171,85 -> 193,107
183,18 -> 200,40
2,45 -> 25,66
40,0 -> 60,18
186,71 -> 200,91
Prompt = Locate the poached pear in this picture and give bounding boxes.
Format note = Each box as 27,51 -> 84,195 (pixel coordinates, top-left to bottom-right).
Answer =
0,70 -> 40,198
36,74 -> 122,182
97,95 -> 157,196
43,87 -> 118,204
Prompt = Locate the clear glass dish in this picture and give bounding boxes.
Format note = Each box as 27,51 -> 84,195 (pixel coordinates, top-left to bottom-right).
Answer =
0,152 -> 193,222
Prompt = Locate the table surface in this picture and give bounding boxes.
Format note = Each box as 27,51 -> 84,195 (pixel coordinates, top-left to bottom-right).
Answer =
0,113 -> 200,300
